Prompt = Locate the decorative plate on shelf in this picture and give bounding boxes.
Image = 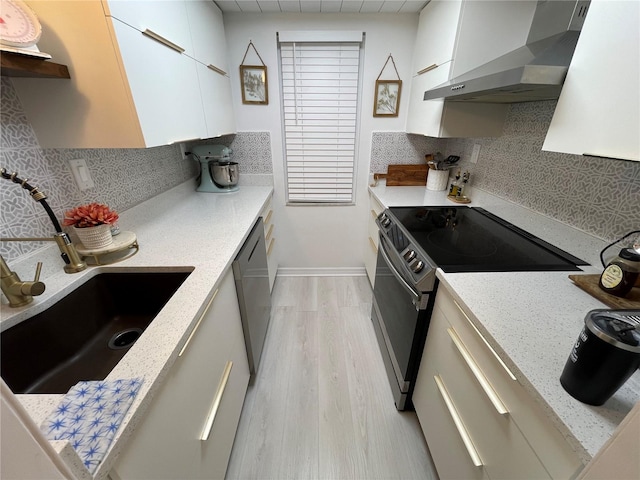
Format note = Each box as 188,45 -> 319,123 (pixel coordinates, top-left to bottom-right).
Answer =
0,0 -> 42,48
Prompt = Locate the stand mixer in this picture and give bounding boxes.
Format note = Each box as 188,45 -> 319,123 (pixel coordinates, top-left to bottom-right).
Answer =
191,144 -> 239,193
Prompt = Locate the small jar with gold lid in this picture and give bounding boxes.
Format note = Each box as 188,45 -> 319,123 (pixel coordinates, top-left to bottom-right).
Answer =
599,248 -> 640,297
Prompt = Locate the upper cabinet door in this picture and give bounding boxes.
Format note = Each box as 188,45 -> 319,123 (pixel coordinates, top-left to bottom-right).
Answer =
103,0 -> 194,58
196,62 -> 236,139
412,0 -> 462,75
542,0 -> 640,162
110,18 -> 207,146
185,0 -> 229,73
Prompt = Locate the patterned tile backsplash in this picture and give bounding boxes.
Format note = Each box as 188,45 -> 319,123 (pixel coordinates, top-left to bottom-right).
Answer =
370,102 -> 640,242
0,78 -> 272,263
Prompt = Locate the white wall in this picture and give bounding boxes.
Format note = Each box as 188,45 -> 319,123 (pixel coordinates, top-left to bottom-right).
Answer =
224,13 -> 419,272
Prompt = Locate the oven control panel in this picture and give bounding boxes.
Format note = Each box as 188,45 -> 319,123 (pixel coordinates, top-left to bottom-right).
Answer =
376,212 -> 435,292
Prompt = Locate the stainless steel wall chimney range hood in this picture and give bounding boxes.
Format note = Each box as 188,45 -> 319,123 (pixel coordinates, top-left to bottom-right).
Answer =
424,0 -> 591,103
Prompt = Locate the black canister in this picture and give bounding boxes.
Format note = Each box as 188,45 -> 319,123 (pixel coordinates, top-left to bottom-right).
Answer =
560,310 -> 640,406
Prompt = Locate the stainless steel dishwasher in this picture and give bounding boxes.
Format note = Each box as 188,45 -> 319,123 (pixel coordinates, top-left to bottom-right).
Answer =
233,218 -> 272,375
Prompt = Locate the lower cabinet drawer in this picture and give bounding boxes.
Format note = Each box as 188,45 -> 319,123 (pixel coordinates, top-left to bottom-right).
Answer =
437,288 -> 583,479
111,270 -> 250,479
417,304 -> 550,480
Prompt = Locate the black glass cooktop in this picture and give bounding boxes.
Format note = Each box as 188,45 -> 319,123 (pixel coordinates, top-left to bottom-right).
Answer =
387,206 -> 588,273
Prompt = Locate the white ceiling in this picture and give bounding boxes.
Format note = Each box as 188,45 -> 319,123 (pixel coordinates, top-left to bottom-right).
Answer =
214,1 -> 429,14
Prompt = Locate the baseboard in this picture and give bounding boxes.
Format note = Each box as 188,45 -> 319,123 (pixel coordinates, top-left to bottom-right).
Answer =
277,267 -> 367,277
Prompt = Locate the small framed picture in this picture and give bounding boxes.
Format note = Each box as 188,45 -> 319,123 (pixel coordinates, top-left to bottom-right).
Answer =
240,65 -> 269,105
373,80 -> 402,117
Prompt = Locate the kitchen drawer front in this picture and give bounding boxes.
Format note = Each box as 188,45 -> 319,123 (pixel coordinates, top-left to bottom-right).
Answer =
368,193 -> 384,251
436,288 -> 583,479
414,307 -> 489,480
112,270 -> 250,479
365,193 -> 385,287
429,312 -> 551,479
260,194 -> 276,291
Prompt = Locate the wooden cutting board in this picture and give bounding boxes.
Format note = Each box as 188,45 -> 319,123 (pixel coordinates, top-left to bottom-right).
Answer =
569,274 -> 640,309
385,164 -> 429,186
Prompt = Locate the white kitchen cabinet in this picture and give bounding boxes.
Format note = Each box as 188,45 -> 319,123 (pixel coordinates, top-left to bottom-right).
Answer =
104,0 -> 195,58
109,17 -> 207,147
542,0 -> 640,162
187,0 -> 236,138
261,194 -> 277,291
12,0 -> 235,148
364,192 -> 384,287
414,285 -> 583,480
185,0 -> 229,74
111,269 -> 250,479
406,1 -> 537,138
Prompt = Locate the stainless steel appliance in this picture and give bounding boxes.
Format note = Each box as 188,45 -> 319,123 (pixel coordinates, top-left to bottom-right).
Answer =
191,144 -> 239,193
372,206 -> 588,410
233,218 -> 271,374
424,0 -> 590,103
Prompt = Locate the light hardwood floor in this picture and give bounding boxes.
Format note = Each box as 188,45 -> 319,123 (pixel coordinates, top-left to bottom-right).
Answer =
226,276 -> 438,480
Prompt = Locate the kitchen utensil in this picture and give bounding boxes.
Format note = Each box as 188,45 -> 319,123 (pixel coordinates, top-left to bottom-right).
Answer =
385,165 -> 429,186
191,145 -> 239,193
211,161 -> 239,188
426,169 -> 449,191
560,309 -> 640,405
443,155 -> 460,167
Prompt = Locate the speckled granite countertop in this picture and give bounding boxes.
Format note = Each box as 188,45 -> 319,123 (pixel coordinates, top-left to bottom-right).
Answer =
369,183 -> 640,464
1,180 -> 273,479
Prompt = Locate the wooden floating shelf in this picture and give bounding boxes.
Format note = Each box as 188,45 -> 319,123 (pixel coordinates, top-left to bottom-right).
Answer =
1,51 -> 70,79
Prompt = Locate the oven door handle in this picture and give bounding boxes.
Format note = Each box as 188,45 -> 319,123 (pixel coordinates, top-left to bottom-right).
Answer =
378,234 -> 426,310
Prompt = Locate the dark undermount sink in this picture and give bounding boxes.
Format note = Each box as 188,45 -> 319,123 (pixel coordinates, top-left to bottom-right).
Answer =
1,270 -> 192,394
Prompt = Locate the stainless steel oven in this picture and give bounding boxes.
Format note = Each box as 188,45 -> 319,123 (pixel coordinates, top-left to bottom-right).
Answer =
371,206 -> 587,411
371,233 -> 437,410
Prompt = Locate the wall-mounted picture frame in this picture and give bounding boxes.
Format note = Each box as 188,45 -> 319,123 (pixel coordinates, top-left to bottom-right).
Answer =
240,65 -> 269,105
373,79 -> 402,117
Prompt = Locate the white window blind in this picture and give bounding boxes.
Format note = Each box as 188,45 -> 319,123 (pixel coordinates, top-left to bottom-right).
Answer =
279,39 -> 362,204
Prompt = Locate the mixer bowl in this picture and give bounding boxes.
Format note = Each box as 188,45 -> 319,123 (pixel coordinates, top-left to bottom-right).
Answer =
210,161 -> 239,187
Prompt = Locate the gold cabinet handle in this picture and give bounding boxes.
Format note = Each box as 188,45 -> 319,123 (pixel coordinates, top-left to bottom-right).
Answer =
417,63 -> 438,75
267,237 -> 275,256
370,209 -> 378,219
200,360 -> 233,441
434,375 -> 483,468
447,328 -> 508,415
207,64 -> 227,76
142,29 -> 185,54
178,289 -> 218,357
264,209 -> 273,225
453,299 -> 517,381
265,223 -> 274,242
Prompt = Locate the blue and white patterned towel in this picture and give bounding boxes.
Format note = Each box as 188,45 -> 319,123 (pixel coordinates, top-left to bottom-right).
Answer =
41,378 -> 143,474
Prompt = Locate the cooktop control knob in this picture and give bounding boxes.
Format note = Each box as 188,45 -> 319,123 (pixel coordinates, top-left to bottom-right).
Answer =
404,250 -> 417,262
379,214 -> 391,228
411,260 -> 425,273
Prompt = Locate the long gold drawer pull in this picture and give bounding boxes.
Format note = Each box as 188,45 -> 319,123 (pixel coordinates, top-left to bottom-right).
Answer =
447,328 -> 509,415
417,63 -> 438,75
264,209 -> 273,225
266,223 -> 274,242
369,236 -> 377,252
370,209 -> 378,219
453,299 -> 517,381
267,237 -> 275,256
434,375 -> 483,468
207,64 -> 227,76
178,289 -> 218,357
142,29 -> 185,54
200,360 -> 233,441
